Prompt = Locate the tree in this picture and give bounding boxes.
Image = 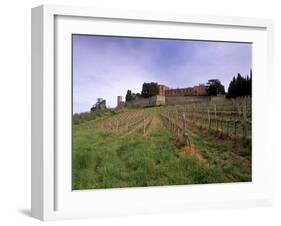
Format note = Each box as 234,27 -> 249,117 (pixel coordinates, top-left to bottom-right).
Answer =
125,90 -> 133,101
207,79 -> 225,96
141,82 -> 160,98
249,69 -> 252,96
133,92 -> 142,100
125,90 -> 142,101
226,71 -> 252,98
90,98 -> 106,112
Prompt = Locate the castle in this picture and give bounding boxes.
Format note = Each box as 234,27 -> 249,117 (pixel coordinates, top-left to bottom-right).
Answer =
117,83 -> 208,108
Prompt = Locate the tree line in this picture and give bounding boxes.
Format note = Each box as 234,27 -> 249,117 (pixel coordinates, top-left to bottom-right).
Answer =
226,70 -> 252,98
126,82 -> 159,101
207,79 -> 225,96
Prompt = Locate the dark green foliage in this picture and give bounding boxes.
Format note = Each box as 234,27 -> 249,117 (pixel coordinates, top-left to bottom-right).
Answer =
207,79 -> 225,96
125,90 -> 142,102
125,90 -> 133,101
141,82 -> 160,98
90,98 -> 107,112
226,71 -> 252,98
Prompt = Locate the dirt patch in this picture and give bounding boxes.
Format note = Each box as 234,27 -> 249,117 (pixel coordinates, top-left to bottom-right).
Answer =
146,115 -> 163,135
178,144 -> 208,164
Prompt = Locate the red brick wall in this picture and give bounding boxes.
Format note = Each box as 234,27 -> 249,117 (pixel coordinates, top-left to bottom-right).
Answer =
159,84 -> 169,96
193,85 -> 208,96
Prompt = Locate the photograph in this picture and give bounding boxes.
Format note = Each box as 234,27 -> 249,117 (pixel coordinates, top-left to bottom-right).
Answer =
72,34 -> 252,190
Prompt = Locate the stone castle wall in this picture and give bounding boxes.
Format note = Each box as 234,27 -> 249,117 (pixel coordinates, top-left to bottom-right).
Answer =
126,95 -> 165,108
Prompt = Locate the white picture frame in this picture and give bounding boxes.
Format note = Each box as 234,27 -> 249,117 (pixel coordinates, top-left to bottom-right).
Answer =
31,4 -> 274,221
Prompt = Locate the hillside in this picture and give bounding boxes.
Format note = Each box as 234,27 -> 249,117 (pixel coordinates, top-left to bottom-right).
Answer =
72,98 -> 251,190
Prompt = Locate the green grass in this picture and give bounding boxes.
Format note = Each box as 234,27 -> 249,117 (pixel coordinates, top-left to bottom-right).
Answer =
188,127 -> 251,182
72,119 -> 229,190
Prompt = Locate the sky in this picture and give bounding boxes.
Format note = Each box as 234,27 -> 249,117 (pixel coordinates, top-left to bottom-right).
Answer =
72,35 -> 252,113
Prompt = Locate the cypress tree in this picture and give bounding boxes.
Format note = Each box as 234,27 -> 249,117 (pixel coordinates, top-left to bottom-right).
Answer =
226,71 -> 252,99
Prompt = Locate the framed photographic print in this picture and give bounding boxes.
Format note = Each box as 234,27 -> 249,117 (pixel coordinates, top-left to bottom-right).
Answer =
31,4 -> 274,221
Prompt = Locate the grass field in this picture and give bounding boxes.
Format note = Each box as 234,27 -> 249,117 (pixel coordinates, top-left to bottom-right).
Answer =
72,104 -> 251,190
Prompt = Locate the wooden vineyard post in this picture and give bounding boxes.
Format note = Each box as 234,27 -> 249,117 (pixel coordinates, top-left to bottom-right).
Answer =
237,103 -> 241,121
220,119 -> 223,135
171,117 -> 174,133
214,103 -> 218,131
143,117 -> 146,135
242,99 -> 248,142
126,122 -> 129,132
226,120 -> 229,136
207,108 -> 211,131
182,113 -> 191,152
177,111 -> 180,137
234,121 -> 238,141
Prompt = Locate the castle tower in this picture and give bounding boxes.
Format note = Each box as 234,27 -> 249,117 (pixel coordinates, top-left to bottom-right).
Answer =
159,84 -> 169,96
117,96 -> 123,107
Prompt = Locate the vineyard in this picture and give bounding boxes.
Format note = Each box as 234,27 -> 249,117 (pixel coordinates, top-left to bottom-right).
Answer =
95,109 -> 154,135
160,97 -> 252,146
73,98 -> 252,190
